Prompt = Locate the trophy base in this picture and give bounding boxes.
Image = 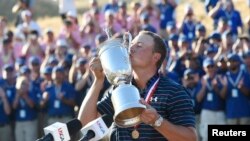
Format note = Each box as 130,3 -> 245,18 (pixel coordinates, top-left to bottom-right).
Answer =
114,107 -> 145,128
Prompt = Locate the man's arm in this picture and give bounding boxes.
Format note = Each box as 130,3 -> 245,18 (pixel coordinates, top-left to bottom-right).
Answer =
77,58 -> 105,126
140,99 -> 197,141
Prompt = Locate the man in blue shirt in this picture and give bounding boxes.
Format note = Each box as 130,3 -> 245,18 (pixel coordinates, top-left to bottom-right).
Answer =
157,0 -> 177,36
13,76 -> 38,141
197,58 -> 226,141
78,31 -> 197,140
209,0 -> 243,35
221,53 -> 250,124
0,64 -> 16,141
0,86 -> 12,141
41,66 -> 76,125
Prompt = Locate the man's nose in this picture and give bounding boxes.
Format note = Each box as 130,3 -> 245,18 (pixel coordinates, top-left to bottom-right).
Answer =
129,45 -> 135,54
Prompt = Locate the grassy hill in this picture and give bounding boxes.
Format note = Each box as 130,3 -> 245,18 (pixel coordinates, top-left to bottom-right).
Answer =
1,0 -> 249,35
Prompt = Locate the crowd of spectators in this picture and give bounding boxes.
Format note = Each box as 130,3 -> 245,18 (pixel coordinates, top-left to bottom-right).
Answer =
0,0 -> 250,141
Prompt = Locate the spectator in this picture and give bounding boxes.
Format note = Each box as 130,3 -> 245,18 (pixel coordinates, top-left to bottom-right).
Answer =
182,68 -> 202,140
21,30 -> 44,61
40,66 -> 76,125
55,0 -> 77,21
157,0 -> 177,37
102,0 -> 119,13
0,64 -> 15,141
197,58 -> 226,141
221,53 -> 250,124
16,10 -> 41,36
0,36 -> 15,76
209,0 -> 243,35
13,76 -> 38,141
179,4 -> 198,42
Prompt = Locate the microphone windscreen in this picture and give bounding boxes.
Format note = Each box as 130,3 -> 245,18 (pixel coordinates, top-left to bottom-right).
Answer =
66,118 -> 82,136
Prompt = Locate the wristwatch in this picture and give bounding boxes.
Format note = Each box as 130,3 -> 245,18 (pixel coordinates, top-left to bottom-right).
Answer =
153,115 -> 164,127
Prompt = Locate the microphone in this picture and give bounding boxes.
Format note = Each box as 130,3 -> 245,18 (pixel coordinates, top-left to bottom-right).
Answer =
79,114 -> 113,141
37,118 -> 82,141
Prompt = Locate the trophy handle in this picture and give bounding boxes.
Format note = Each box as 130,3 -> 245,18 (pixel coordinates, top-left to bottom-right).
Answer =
123,32 -> 132,50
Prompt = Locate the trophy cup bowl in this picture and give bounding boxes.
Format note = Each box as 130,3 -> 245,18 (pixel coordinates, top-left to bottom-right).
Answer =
98,36 -> 146,127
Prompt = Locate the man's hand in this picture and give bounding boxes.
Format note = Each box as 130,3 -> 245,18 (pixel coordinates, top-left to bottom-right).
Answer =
139,99 -> 159,126
89,57 -> 105,81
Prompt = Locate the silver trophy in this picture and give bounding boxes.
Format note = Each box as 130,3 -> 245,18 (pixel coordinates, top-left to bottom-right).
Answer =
98,32 -> 146,128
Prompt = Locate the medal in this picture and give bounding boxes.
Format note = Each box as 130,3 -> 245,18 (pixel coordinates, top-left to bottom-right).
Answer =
131,129 -> 139,139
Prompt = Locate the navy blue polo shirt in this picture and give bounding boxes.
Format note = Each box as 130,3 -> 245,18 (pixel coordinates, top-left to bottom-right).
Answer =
157,3 -> 176,29
213,9 -> 243,35
0,79 -> 16,105
205,0 -> 219,13
15,92 -> 38,121
0,89 -> 13,124
225,70 -> 250,118
97,74 -> 195,141
187,82 -> 202,115
103,3 -> 119,13
182,21 -> 197,41
30,78 -> 43,108
46,82 -> 76,117
200,77 -> 225,111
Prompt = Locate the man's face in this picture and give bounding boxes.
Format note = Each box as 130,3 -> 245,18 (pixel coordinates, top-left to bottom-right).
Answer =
227,60 -> 239,71
129,34 -> 155,69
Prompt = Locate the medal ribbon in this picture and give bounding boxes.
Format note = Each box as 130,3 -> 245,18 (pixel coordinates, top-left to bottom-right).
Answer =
205,76 -> 214,91
227,70 -> 243,87
133,77 -> 160,130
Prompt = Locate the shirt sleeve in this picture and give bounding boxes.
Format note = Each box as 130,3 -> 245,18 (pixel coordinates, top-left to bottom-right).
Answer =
97,90 -> 115,116
166,86 -> 196,127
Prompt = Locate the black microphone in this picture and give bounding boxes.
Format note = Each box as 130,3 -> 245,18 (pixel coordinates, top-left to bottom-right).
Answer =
37,118 -> 82,141
80,114 -> 113,141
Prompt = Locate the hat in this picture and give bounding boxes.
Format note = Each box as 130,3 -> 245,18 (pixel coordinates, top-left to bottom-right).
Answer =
168,34 -> 179,41
67,11 -> 77,18
45,28 -> 53,34
105,10 -> 115,18
140,12 -> 149,21
48,56 -> 58,65
20,66 -> 31,74
184,68 -> 196,76
196,24 -> 206,32
227,53 -> 241,62
76,58 -> 88,67
209,32 -> 221,40
29,56 -> 40,65
203,58 -> 215,68
2,36 -> 11,45
15,57 -> 26,66
141,25 -> 156,33
82,44 -> 91,50
95,34 -> 107,44
183,69 -> 196,80
21,10 -> 32,19
3,64 -> 14,72
52,66 -> 64,73
42,66 -> 53,74
56,39 -> 68,47
118,1 -> 126,8
205,44 -> 218,55
179,35 -> 188,43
